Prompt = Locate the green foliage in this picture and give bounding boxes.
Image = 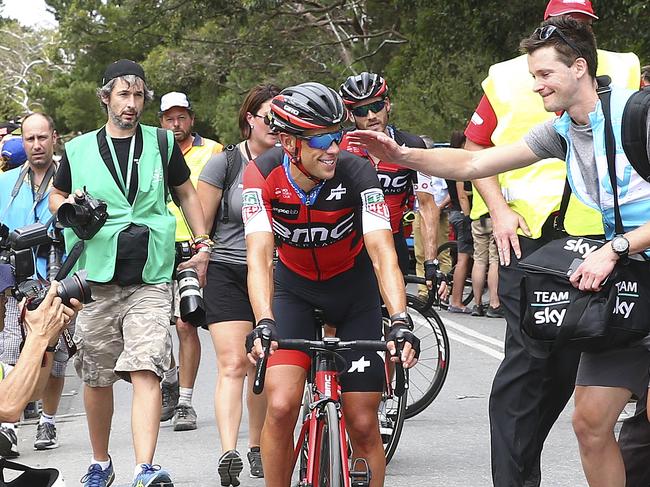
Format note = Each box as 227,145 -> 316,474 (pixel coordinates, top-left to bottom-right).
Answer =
1,0 -> 646,142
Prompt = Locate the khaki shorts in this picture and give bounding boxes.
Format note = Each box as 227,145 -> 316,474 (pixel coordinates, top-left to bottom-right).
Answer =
471,218 -> 498,265
74,282 -> 172,387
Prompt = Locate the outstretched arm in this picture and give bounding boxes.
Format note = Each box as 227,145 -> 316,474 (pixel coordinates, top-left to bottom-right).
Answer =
346,131 -> 540,181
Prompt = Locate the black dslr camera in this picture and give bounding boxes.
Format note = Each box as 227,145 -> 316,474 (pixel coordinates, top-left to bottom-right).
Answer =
0,221 -> 95,310
57,189 -> 108,240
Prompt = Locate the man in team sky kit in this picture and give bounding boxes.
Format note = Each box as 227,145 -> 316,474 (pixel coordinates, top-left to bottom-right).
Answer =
339,73 -> 442,288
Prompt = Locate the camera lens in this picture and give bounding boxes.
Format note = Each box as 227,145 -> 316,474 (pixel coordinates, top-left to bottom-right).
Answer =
57,270 -> 93,305
177,268 -> 205,326
57,203 -> 91,228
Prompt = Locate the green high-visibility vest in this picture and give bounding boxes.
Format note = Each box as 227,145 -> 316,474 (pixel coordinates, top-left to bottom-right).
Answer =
63,125 -> 176,283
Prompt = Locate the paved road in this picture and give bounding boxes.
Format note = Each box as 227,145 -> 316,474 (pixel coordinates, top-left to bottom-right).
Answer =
13,309 -> 607,486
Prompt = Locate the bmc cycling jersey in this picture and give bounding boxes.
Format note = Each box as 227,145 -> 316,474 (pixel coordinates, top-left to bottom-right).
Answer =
340,125 -> 425,234
242,146 -> 391,281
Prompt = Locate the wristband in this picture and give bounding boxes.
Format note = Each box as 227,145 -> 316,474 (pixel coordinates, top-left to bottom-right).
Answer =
45,345 -> 57,353
197,246 -> 212,254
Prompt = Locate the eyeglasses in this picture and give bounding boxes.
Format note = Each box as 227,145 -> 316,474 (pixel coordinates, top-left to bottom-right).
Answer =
298,130 -> 344,150
253,112 -> 272,126
533,25 -> 582,58
351,100 -> 386,118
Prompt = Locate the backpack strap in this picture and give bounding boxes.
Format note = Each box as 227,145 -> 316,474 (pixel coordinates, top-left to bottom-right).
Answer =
622,86 -> 650,181
157,128 -> 180,206
210,144 -> 243,236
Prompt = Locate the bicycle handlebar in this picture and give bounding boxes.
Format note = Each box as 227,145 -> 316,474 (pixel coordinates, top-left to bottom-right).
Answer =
404,274 -> 436,311
252,337 -> 407,397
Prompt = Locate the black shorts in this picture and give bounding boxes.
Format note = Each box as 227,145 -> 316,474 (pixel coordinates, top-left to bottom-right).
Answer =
204,260 -> 255,327
271,252 -> 385,393
448,210 -> 474,255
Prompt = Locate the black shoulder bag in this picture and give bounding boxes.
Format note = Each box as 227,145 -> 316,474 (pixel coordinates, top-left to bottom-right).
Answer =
519,86 -> 650,355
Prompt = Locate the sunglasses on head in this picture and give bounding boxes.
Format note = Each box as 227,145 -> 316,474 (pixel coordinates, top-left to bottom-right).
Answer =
351,99 -> 386,118
298,130 -> 344,150
533,25 -> 583,58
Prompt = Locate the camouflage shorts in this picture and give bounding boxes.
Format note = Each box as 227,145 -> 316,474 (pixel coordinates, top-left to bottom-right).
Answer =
74,282 -> 172,387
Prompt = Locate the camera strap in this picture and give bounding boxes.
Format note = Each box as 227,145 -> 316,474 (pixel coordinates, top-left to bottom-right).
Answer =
105,132 -> 136,195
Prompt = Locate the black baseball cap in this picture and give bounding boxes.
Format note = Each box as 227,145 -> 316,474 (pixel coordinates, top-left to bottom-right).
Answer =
102,59 -> 146,85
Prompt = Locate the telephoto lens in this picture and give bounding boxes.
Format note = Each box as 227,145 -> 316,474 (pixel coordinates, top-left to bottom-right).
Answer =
177,268 -> 205,326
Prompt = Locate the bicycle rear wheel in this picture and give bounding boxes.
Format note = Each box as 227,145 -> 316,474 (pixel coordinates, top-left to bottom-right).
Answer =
317,401 -> 345,487
405,295 -> 451,419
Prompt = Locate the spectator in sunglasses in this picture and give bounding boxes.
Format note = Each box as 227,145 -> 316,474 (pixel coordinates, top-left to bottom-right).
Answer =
196,83 -> 281,484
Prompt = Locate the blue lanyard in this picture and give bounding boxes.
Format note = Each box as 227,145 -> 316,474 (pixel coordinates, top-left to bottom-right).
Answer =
105,129 -> 136,194
283,154 -> 324,206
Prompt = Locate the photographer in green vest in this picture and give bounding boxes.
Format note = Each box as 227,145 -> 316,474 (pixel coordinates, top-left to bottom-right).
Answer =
49,60 -> 210,487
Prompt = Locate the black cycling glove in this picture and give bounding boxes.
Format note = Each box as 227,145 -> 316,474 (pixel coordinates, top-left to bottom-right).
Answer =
424,259 -> 439,284
386,315 -> 420,360
245,318 -> 279,353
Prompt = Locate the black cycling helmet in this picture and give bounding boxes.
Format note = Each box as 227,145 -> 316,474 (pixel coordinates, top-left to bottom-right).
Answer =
270,82 -> 345,136
339,72 -> 388,106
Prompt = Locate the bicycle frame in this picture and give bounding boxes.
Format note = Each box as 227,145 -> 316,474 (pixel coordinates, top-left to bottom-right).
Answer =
253,336 -> 405,487
293,350 -> 351,486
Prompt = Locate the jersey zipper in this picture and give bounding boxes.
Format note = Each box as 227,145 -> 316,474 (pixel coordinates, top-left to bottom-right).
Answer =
306,203 -> 322,281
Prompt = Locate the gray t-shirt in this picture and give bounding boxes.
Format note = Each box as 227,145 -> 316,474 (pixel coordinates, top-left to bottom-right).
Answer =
198,144 -> 248,265
524,110 -> 650,206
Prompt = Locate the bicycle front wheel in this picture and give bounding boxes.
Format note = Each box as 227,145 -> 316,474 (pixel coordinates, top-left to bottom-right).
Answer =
405,295 -> 451,419
380,370 -> 407,465
317,401 -> 344,487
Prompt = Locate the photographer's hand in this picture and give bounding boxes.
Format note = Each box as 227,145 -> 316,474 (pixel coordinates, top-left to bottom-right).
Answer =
178,252 -> 210,288
23,282 -> 67,346
0,284 -> 82,422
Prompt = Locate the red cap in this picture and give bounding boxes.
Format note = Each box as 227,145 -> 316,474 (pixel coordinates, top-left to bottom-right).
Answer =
544,0 -> 598,20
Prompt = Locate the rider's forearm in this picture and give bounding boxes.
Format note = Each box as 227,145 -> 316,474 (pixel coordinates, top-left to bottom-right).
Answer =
365,230 -> 407,316
416,195 -> 439,261
246,234 -> 275,322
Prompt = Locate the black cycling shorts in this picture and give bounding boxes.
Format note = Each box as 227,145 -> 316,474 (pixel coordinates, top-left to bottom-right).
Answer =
270,251 -> 385,393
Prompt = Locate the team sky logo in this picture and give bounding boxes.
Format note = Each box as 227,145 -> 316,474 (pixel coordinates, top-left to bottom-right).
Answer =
272,212 -> 355,248
563,238 -> 599,258
613,280 -> 638,319
532,290 -> 570,327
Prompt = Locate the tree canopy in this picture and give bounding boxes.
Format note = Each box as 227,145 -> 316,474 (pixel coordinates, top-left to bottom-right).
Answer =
1,0 -> 648,142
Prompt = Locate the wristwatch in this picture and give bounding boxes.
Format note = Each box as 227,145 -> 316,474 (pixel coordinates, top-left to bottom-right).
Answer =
390,311 -> 409,322
611,235 -> 630,259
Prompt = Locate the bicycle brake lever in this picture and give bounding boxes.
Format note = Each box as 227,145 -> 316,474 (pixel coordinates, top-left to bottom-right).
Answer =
393,337 -> 407,397
252,328 -> 272,395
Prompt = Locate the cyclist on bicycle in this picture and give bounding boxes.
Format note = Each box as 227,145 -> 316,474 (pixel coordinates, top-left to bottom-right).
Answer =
244,82 -> 419,487
339,72 -> 441,289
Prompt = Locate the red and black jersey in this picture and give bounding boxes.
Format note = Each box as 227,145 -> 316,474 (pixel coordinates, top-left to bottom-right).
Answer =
243,146 -> 391,281
340,126 -> 425,234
